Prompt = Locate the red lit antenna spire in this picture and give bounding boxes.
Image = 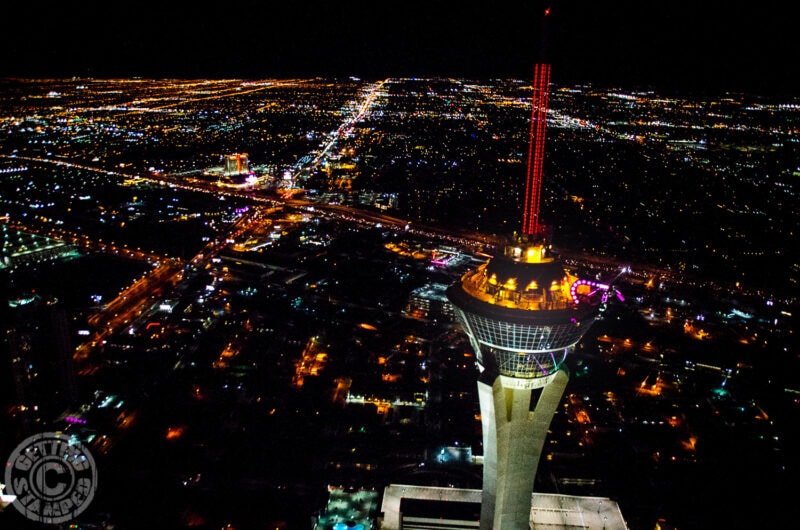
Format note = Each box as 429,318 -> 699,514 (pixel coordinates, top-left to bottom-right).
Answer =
522,5 -> 552,238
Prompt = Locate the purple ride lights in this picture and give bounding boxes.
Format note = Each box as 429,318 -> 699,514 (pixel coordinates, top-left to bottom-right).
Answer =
569,278 -> 625,305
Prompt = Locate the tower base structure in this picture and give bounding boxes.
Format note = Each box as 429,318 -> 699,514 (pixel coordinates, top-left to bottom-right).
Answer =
478,368 -> 568,530
379,485 -> 629,530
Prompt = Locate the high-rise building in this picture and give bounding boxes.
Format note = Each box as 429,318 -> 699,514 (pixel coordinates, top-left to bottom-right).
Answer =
379,6 -> 627,527
5,292 -> 79,433
405,283 -> 455,321
224,153 -> 249,175
441,5 -> 621,527
446,242 -> 606,530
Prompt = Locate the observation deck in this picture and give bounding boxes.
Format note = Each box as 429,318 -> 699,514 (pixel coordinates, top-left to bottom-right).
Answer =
446,243 -> 600,379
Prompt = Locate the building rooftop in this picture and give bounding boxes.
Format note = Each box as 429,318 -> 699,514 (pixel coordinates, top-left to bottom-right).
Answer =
380,485 -> 628,530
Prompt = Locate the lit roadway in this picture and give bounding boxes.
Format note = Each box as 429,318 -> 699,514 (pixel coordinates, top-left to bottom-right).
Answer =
0,152 -> 494,248
0,154 -> 628,274
2,217 -> 187,366
74,204 -> 261,367
287,79 -> 386,184
74,260 -> 184,365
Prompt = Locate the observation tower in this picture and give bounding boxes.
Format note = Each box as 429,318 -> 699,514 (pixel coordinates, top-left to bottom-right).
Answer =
446,5 -> 619,530
446,242 -> 610,530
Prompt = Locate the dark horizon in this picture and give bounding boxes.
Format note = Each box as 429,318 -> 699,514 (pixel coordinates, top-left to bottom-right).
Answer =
2,1 -> 798,97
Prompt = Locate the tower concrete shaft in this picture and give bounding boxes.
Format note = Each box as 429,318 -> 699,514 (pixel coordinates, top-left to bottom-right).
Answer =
478,369 -> 568,530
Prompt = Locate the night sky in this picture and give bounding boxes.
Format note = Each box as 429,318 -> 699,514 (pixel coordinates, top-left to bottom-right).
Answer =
1,1 -> 798,95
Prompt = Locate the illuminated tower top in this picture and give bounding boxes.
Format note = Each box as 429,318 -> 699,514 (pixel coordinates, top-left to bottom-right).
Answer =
456,243 -> 577,315
522,65 -> 550,238
446,241 -> 604,382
